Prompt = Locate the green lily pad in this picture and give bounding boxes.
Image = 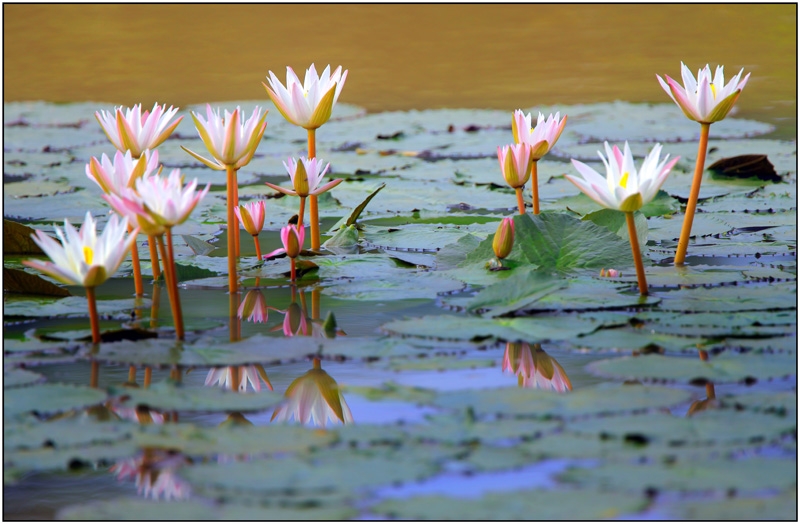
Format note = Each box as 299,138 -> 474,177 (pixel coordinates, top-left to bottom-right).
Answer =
404,413 -> 561,444
4,417 -> 136,450
556,190 -> 680,218
385,356 -> 495,372
657,282 -> 797,312
587,352 -> 797,384
4,383 -> 108,420
3,368 -> 46,388
4,296 -> 148,319
108,381 -> 283,413
671,490 -> 797,520
371,488 -> 647,520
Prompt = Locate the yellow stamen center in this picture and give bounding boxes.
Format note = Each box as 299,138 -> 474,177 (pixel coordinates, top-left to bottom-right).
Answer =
83,246 -> 94,265
620,172 -> 630,189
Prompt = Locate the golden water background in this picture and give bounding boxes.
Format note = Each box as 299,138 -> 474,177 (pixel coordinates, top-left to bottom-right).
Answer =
4,4 -> 797,135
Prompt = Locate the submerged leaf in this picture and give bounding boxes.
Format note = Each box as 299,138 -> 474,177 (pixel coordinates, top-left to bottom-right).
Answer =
3,219 -> 45,254
3,267 -> 71,297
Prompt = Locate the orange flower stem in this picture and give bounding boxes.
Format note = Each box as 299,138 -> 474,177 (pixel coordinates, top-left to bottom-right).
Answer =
233,169 -> 241,258
128,365 -> 136,383
143,366 -> 152,388
531,160 -> 540,215
298,196 -> 306,228
226,165 -> 238,294
515,187 -> 525,215
705,382 -> 716,399
165,227 -> 184,341
307,128 -> 321,250
698,349 -> 709,362
148,235 -> 161,281
675,122 -> 711,266
127,225 -> 143,297
290,257 -> 297,282
156,235 -> 181,340
85,286 -> 101,344
254,235 -> 263,260
626,211 -> 647,296
231,366 -> 241,391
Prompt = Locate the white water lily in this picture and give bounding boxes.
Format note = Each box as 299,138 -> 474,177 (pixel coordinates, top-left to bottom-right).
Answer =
96,103 -> 182,158
23,212 -> 136,288
86,149 -> 160,196
512,110 -> 567,159
566,142 -> 679,213
264,64 -> 348,129
182,105 -> 268,170
271,357 -> 353,427
657,62 -> 750,124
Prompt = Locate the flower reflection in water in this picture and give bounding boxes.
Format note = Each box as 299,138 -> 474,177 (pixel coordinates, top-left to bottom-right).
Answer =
108,404 -> 165,425
205,364 -> 273,392
110,449 -> 191,501
502,342 -> 572,392
237,289 -> 269,324
272,357 -> 353,427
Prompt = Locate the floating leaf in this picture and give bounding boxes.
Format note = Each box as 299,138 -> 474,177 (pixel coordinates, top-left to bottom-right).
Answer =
181,234 -> 216,256
582,209 -> 648,253
672,491 -> 797,520
4,417 -> 136,450
3,267 -> 71,297
108,381 -> 284,413
3,368 -> 45,388
4,384 -> 107,420
708,154 -> 781,182
3,219 -> 45,254
4,296 -> 148,319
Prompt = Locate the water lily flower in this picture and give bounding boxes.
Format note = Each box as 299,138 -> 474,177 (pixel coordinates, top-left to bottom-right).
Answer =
599,268 -> 621,278
204,365 -> 273,392
263,64 -> 348,130
264,224 -> 305,281
96,103 -> 182,159
234,200 -> 267,259
23,212 -> 136,289
106,169 -> 210,231
23,212 -> 137,343
512,110 -> 568,160
657,63 -> 750,266
110,451 -> 191,501
503,342 -> 572,392
492,217 -> 515,261
237,289 -> 269,324
271,357 -> 353,427
567,142 -> 677,295
181,105 -> 268,171
657,62 -> 750,124
266,157 -> 342,198
498,143 -> 533,214
86,149 -> 160,196
567,142 -> 679,214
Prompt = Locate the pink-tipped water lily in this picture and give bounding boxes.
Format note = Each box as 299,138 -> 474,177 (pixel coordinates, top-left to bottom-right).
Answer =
96,103 -> 182,159
265,156 -> 343,198
492,217 -> 515,260
111,169 -> 210,230
204,365 -> 273,392
181,105 -> 268,170
512,110 -> 568,160
237,289 -> 269,324
657,62 -> 750,124
263,64 -> 348,129
86,149 -> 160,196
497,143 -> 533,189
264,224 -> 305,260
502,342 -> 572,392
234,201 -> 267,237
111,451 -> 191,501
23,212 -> 137,288
271,357 -> 353,427
566,142 -> 679,213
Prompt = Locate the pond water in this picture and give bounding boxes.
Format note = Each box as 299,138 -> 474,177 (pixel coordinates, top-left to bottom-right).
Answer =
3,4 -> 797,520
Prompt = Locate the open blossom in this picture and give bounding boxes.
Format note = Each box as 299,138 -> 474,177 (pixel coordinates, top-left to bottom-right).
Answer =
264,64 -> 348,129
512,110 -> 568,159
86,149 -> 160,196
497,143 -> 533,189
23,212 -> 137,288
657,62 -> 750,124
271,358 -> 353,427
111,452 -> 191,501
492,217 -> 515,260
503,342 -> 572,392
566,142 -> 679,213
264,224 -> 305,259
104,169 -> 210,233
205,364 -> 273,392
265,157 -> 343,198
234,201 -> 267,236
182,105 -> 268,170
96,103 -> 182,158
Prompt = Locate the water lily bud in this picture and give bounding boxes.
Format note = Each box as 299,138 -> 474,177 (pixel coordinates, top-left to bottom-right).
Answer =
492,217 -> 515,260
285,225 -> 304,258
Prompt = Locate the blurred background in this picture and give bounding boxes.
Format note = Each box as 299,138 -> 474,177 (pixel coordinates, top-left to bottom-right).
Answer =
4,4 -> 796,135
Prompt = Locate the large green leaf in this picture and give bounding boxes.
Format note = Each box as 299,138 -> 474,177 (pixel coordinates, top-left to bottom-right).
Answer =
4,384 -> 107,420
108,381 -> 284,413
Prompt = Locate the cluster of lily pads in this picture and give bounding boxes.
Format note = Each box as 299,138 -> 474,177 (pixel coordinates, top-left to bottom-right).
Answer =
5,60 -> 796,519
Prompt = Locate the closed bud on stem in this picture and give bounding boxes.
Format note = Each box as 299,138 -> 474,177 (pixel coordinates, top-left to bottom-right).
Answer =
492,217 -> 515,260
